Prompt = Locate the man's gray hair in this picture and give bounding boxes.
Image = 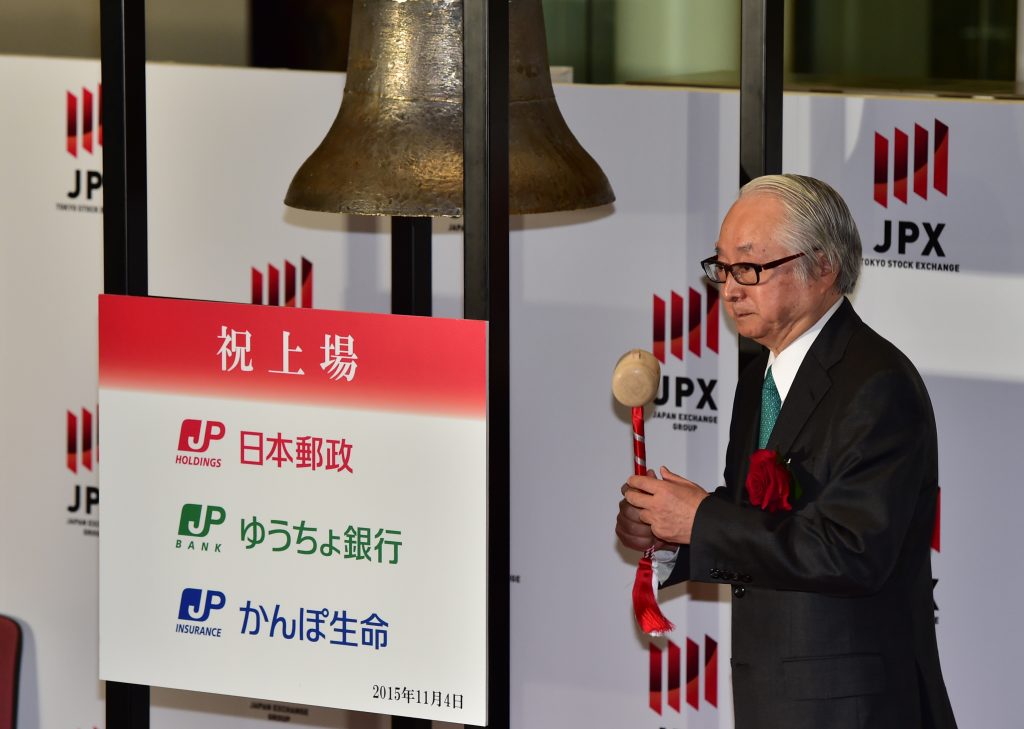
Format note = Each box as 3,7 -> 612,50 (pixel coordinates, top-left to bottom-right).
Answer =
739,174 -> 862,295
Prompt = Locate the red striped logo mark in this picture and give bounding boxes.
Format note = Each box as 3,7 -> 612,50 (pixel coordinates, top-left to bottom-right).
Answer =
931,486 -> 941,552
66,85 -> 103,158
251,258 -> 313,308
873,119 -> 949,208
652,284 -> 719,364
66,407 -> 98,474
649,636 -> 718,714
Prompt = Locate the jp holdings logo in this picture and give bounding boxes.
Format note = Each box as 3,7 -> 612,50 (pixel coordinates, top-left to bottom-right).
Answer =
176,503 -> 225,553
66,407 -> 99,527
870,119 -> 954,266
252,258 -> 313,308
176,587 -> 226,638
61,85 -> 104,211
649,283 -> 720,430
176,419 -> 225,467
648,636 -> 718,715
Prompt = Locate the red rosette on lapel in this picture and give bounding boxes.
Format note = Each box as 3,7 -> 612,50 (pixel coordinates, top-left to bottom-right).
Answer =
745,449 -> 800,512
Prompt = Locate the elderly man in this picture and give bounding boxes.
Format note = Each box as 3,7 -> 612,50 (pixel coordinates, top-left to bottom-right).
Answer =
617,175 -> 957,728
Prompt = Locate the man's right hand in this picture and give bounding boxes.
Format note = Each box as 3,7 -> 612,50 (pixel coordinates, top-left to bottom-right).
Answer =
616,473 -> 674,553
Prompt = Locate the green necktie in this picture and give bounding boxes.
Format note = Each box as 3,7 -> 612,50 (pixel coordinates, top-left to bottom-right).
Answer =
758,366 -> 781,449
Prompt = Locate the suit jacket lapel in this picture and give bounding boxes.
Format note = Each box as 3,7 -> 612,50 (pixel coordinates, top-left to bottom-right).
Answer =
765,298 -> 860,457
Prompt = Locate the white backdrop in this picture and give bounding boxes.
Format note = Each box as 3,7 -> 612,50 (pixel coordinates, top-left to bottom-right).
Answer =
1,55 -> 1021,729
786,93 -> 1024,729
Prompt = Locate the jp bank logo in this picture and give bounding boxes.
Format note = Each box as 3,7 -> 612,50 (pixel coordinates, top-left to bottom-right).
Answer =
252,257 -> 313,308
178,419 -> 225,453
652,284 -> 719,364
873,119 -> 948,208
176,503 -> 224,552
648,636 -> 718,714
66,85 -> 102,157
178,588 -> 226,622
178,504 -> 226,538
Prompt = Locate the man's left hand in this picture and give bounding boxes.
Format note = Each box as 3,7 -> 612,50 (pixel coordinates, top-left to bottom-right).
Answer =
624,466 -> 709,545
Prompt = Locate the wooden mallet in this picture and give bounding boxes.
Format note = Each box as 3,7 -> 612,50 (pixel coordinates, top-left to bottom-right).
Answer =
613,349 -> 674,635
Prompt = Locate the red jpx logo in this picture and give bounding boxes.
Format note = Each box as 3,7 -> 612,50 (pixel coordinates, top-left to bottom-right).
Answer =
652,284 -> 719,364
252,258 -> 313,308
67,407 -> 97,473
178,419 -> 226,453
66,85 -> 102,158
649,636 -> 718,715
873,119 -> 948,208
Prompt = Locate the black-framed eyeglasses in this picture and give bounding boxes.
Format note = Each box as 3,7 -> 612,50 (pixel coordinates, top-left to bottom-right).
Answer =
700,252 -> 805,286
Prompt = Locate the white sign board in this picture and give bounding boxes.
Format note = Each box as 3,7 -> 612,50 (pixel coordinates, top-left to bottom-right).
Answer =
98,295 -> 488,724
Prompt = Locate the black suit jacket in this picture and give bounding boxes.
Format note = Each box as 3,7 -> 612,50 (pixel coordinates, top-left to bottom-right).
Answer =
666,299 -> 957,729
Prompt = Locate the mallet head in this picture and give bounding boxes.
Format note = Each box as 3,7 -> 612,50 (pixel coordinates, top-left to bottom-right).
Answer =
612,349 -> 661,407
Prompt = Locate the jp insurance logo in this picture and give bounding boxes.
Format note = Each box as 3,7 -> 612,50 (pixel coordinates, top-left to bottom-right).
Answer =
176,587 -> 227,638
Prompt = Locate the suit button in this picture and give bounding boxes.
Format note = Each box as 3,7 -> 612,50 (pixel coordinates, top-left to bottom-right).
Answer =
732,586 -> 746,598
709,568 -> 721,579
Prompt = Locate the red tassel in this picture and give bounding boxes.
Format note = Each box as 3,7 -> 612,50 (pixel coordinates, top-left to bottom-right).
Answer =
633,553 -> 675,635
630,406 -> 674,635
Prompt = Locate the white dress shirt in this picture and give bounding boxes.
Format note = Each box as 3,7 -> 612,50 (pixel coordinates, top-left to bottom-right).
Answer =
763,297 -> 844,403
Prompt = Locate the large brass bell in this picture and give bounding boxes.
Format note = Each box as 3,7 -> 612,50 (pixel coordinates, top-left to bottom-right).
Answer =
285,0 -> 615,217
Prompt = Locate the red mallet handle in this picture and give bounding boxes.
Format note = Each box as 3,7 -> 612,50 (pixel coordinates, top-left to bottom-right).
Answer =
632,406 -> 647,477
612,350 -> 674,636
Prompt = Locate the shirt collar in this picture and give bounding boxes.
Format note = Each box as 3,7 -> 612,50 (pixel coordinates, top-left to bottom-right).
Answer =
766,297 -> 844,403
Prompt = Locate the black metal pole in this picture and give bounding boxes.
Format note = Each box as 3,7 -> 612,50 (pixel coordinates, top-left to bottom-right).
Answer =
738,0 -> 784,368
101,0 -> 149,298
739,0 -> 784,186
463,1 -> 510,728
389,215 -> 432,729
391,217 -> 433,317
100,0 -> 151,724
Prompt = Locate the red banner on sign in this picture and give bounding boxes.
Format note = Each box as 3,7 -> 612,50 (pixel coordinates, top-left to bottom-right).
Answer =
99,295 -> 487,418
